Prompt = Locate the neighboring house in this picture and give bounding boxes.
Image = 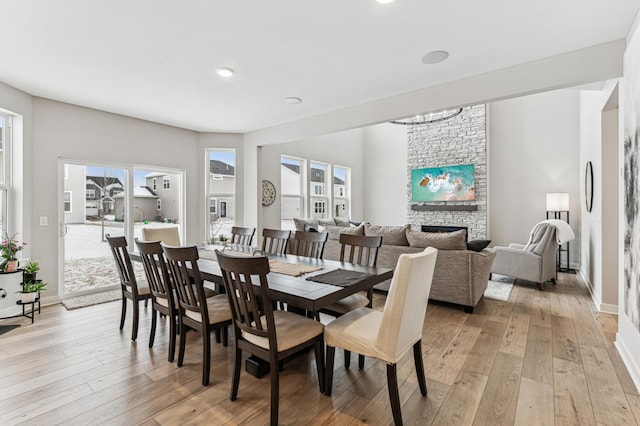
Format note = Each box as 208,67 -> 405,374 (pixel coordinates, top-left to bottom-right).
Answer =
113,186 -> 158,222
85,176 -> 124,216
63,164 -> 86,224
281,163 -> 348,219
145,172 -> 180,222
209,160 -> 235,220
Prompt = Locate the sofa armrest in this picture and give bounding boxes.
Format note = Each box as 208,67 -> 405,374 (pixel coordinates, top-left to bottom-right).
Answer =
468,248 -> 496,305
491,246 -> 542,283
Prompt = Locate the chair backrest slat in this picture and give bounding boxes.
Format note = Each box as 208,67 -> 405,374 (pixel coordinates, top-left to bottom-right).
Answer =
261,229 -> 291,255
135,239 -> 172,305
231,226 -> 256,246
216,251 -> 274,341
292,231 -> 328,259
106,234 -> 138,294
339,234 -> 383,267
163,245 -> 209,323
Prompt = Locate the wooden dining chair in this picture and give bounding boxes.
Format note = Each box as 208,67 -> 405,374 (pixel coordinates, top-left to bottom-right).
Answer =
261,228 -> 291,255
320,234 -> 383,369
163,245 -> 233,386
230,226 -> 256,246
324,247 -> 438,426
215,250 -> 325,426
135,238 -> 178,361
106,234 -> 151,342
291,230 -> 328,259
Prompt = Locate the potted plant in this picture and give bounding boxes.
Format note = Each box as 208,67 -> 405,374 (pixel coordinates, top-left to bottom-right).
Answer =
23,261 -> 40,282
218,234 -> 228,246
16,281 -> 46,303
0,233 -> 26,272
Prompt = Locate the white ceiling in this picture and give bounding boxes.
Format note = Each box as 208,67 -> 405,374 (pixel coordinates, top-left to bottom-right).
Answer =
1,0 -> 638,133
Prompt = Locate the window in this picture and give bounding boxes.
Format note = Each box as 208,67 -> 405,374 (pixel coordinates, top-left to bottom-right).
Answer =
163,176 -> 170,189
310,162 -> 328,219
87,188 -> 96,199
333,165 -> 350,219
156,199 -> 162,211
0,113 -> 10,233
64,191 -> 72,213
64,164 -> 69,180
207,149 -> 236,241
281,156 -> 305,230
152,178 -> 157,191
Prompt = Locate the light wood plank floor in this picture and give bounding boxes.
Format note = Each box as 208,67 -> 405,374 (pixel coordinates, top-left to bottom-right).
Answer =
0,272 -> 638,425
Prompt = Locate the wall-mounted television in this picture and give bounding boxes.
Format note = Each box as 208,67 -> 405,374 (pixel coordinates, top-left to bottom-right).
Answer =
411,164 -> 475,202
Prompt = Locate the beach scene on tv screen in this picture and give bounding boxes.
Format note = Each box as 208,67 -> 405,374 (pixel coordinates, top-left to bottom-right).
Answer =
411,164 -> 475,202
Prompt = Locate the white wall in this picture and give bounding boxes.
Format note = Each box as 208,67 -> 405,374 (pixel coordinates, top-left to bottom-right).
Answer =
260,129 -> 365,232
488,90 -> 581,263
362,123 -> 407,225
31,98 -> 201,300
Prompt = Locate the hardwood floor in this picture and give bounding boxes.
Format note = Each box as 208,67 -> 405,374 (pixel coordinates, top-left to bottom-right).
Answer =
0,272 -> 638,425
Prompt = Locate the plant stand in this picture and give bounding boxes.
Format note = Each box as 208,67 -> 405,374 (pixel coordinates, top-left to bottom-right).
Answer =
16,295 -> 40,323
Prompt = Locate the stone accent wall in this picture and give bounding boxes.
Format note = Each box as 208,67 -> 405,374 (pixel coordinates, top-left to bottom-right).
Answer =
407,105 -> 487,240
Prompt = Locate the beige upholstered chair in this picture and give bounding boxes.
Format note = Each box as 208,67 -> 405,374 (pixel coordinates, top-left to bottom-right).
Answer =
491,223 -> 559,290
106,234 -> 151,341
216,250 -> 324,426
324,247 -> 438,426
141,225 -> 181,246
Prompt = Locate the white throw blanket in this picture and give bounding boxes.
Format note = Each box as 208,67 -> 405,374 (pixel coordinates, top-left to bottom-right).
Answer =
529,219 -> 575,245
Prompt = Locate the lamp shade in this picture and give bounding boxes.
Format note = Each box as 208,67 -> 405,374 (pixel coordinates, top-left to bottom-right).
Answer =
546,193 -> 570,212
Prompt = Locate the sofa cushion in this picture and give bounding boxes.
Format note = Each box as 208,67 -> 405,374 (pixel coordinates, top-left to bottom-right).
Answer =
325,224 -> 364,241
334,217 -> 351,227
364,224 -> 409,246
406,229 -> 467,250
294,218 -> 319,231
318,218 -> 336,227
466,239 -> 491,252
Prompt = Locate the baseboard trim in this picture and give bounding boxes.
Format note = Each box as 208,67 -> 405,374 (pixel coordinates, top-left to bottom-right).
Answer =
615,334 -> 640,393
600,302 -> 618,314
576,268 -> 617,314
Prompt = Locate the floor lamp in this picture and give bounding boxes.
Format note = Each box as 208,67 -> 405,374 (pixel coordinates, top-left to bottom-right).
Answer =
546,193 -> 573,272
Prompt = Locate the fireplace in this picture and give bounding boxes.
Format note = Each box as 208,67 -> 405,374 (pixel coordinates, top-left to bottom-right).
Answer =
421,225 -> 469,242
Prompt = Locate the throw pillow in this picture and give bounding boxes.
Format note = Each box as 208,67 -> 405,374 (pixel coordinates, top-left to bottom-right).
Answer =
325,224 -> 365,241
304,225 -> 319,232
466,239 -> 491,252
406,229 -> 467,250
334,217 -> 351,227
318,218 -> 337,227
364,223 -> 410,246
293,218 -> 319,232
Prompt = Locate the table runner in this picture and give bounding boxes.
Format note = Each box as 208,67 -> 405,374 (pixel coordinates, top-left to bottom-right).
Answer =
198,249 -> 253,261
268,259 -> 323,277
305,269 -> 373,287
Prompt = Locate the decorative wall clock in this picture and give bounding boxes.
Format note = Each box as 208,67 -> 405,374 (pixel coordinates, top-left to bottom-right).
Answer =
262,180 -> 276,206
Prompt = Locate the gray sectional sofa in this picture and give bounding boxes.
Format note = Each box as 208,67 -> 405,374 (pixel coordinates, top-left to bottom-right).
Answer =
291,218 -> 496,313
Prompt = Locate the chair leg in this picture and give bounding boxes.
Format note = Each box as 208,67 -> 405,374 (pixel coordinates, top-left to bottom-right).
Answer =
386,363 -> 403,426
537,282 -> 544,291
215,329 -> 221,344
413,341 -> 428,396
119,297 -> 127,330
202,329 -> 211,386
231,347 -> 242,400
269,353 -> 280,426
358,354 -> 365,369
222,326 -> 229,347
177,322 -> 187,367
149,308 -> 157,348
168,313 -> 176,362
344,349 -> 351,369
325,345 -> 336,396
131,300 -> 140,341
313,340 -> 325,393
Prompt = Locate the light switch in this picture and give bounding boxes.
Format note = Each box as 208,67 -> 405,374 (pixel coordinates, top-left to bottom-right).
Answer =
39,216 -> 48,226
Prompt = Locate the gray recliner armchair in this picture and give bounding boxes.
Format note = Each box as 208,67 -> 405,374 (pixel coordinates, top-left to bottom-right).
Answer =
491,223 -> 558,291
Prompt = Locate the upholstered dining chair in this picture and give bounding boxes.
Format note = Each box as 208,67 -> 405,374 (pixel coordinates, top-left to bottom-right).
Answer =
215,250 -> 325,426
134,238 -> 178,361
230,226 -> 256,246
106,234 -> 151,342
141,225 -> 181,246
163,245 -> 233,386
291,230 -> 328,259
261,228 -> 291,255
324,247 -> 438,426
320,234 -> 383,369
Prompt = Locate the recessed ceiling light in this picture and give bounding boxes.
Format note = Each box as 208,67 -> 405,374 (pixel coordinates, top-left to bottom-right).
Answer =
421,50 -> 449,65
284,97 -> 302,104
216,67 -> 235,78
376,0 -> 394,4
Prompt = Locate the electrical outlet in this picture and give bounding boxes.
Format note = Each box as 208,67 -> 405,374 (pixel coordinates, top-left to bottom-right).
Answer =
39,216 -> 48,226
